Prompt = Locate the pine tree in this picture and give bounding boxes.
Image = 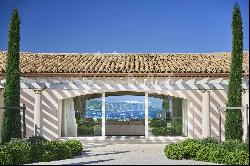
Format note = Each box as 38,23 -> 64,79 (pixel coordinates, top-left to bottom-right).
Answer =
1,9 -> 21,143
225,3 -> 244,140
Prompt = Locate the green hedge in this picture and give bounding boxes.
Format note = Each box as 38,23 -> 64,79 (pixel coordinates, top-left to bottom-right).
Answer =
0,145 -> 12,165
164,137 -> 249,165
8,138 -> 31,164
65,139 -> 83,156
0,137 -> 83,165
164,143 -> 183,160
221,139 -> 248,152
57,142 -> 73,160
27,136 -> 48,162
196,143 -> 217,162
181,139 -> 201,159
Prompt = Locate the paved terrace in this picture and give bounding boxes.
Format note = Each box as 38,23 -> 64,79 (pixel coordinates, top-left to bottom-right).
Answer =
29,137 -> 219,165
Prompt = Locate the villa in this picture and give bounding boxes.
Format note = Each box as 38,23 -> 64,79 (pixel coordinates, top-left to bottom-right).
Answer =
0,51 -> 249,142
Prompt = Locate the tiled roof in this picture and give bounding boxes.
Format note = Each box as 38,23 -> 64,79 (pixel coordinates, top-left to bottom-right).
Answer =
0,51 -> 249,77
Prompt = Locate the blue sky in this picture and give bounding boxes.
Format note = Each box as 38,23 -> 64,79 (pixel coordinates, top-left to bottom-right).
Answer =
0,0 -> 249,53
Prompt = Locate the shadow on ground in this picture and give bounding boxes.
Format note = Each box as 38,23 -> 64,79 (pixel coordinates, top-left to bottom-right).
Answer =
62,150 -> 130,165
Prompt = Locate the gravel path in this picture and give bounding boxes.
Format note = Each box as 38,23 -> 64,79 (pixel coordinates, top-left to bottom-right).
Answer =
30,143 -> 218,165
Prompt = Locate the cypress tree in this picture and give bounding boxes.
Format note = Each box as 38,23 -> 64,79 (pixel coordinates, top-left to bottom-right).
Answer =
225,3 -> 244,140
1,9 -> 21,143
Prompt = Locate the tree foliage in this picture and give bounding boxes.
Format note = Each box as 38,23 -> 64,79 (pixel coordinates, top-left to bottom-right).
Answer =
1,9 -> 21,143
225,3 -> 244,140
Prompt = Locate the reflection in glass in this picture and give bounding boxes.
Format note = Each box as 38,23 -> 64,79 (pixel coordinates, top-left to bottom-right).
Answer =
61,92 -> 187,137
74,94 -> 102,136
148,94 -> 186,136
105,93 -> 145,136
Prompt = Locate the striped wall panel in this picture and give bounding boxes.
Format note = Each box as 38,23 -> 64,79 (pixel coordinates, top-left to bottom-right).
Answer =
0,76 -> 248,140
18,88 -> 230,140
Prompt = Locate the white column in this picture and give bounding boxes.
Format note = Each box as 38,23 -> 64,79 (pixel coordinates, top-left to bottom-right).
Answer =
243,90 -> 249,142
58,99 -> 62,138
145,92 -> 149,138
102,92 -> 106,138
182,99 -> 188,137
202,91 -> 210,138
188,102 -> 194,138
34,89 -> 42,136
169,96 -> 173,119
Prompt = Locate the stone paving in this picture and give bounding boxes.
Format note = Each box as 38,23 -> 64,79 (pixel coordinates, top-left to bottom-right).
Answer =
30,137 -> 219,165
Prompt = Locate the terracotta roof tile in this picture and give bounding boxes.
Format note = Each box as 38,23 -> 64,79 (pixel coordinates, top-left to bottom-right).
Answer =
0,51 -> 249,76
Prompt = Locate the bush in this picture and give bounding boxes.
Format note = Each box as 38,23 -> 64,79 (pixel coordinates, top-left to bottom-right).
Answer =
195,143 -> 218,162
207,146 -> 229,164
164,138 -> 249,165
0,145 -> 12,165
8,138 -> 31,164
27,136 -> 48,162
152,127 -> 167,136
181,139 -> 201,159
65,139 -> 83,156
27,136 -> 47,143
225,149 -> 249,165
39,141 -> 57,162
0,137 -> 82,165
200,137 -> 218,144
164,143 -> 183,160
56,142 -> 73,160
222,139 -> 248,152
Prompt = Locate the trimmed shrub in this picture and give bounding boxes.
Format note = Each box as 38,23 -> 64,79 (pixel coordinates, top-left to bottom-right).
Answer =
65,139 -> 83,156
27,136 -> 48,162
8,138 -> 31,164
0,145 -> 12,165
195,143 -> 218,162
207,146 -> 229,164
164,138 -> 249,165
200,137 -> 218,144
56,142 -> 73,160
181,139 -> 202,159
222,139 -> 248,152
0,137 -> 83,165
39,141 -> 57,162
225,149 -> 249,165
152,127 -> 167,136
181,138 -> 200,146
27,136 -> 47,143
164,143 -> 183,160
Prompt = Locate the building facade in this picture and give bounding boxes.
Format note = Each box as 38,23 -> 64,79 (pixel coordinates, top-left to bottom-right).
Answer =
0,51 -> 249,142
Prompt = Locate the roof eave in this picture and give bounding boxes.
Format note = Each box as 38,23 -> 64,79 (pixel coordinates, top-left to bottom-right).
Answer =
0,72 -> 249,78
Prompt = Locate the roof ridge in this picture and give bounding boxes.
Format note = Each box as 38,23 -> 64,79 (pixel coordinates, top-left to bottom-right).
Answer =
0,51 -> 249,55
